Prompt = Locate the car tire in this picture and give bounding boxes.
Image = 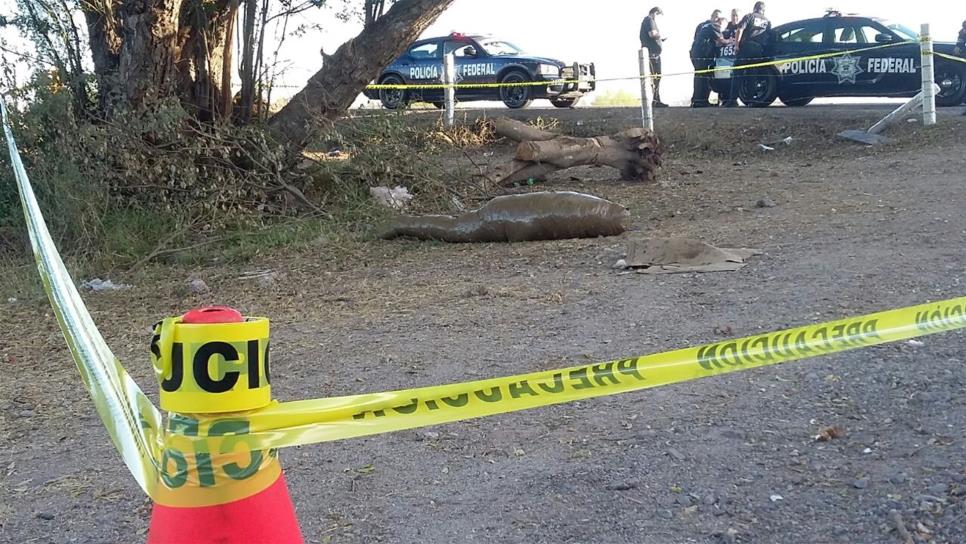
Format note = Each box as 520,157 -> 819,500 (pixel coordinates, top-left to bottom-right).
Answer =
934,64 -> 966,107
378,74 -> 408,110
499,71 -> 533,109
550,97 -> 580,108
737,69 -> 778,108
779,96 -> 813,107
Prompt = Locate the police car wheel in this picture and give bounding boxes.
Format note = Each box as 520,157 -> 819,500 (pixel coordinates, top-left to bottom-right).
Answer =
500,71 -> 533,109
934,65 -> 966,107
778,96 -> 813,107
737,69 -> 778,108
378,75 -> 408,110
550,97 -> 580,108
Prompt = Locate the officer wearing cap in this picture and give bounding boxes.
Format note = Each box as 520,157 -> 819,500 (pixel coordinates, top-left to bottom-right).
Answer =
690,16 -> 730,107
641,7 -> 668,107
728,1 -> 771,106
956,19 -> 966,56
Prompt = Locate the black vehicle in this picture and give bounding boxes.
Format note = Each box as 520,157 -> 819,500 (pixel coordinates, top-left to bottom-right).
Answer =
363,33 -> 595,109
711,13 -> 966,107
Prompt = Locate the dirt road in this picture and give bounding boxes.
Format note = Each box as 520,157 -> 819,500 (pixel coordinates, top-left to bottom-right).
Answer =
2,106 -> 964,543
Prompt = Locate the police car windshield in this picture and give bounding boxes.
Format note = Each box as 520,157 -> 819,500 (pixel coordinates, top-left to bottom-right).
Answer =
479,39 -> 523,56
880,21 -> 918,41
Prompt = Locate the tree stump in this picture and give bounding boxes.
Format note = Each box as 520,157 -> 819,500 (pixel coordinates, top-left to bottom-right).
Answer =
490,117 -> 664,185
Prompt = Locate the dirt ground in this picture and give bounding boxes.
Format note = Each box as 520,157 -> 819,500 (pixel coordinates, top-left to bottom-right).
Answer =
1,105 -> 965,544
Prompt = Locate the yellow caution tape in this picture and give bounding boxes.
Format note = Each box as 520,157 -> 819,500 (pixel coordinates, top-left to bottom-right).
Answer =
152,317 -> 272,413
4,97 -> 965,507
366,42 -> 907,90
934,51 -> 966,64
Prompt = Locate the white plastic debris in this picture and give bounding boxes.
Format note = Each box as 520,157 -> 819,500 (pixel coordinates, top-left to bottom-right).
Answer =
782,137 -> 793,145
770,494 -> 784,502
7,297 -> 16,303
906,339 -> 925,348
759,144 -> 775,151
863,447 -> 873,454
370,186 -> 413,210
81,278 -> 131,292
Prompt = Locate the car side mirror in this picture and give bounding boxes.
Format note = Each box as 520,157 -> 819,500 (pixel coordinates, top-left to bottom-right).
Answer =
875,33 -> 894,43
463,46 -> 477,58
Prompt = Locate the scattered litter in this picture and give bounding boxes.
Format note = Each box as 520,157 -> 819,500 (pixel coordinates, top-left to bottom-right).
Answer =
906,339 -> 924,348
815,425 -> 847,442
759,144 -> 775,151
6,297 -> 16,303
513,448 -> 526,457
863,447 -> 873,454
81,278 -> 131,292
782,136 -> 793,145
615,238 -> 761,274
714,325 -> 734,336
369,186 -> 413,210
770,494 -> 784,502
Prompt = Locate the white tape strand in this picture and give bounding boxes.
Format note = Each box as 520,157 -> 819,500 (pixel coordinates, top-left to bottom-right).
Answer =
0,99 -> 163,494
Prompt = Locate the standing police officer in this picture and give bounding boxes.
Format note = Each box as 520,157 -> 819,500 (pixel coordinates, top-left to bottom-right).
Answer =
690,16 -> 730,107
641,7 -> 669,107
729,2 -> 771,105
957,20 -> 965,115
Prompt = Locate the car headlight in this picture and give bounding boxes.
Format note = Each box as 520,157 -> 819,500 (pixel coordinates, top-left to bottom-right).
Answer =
539,64 -> 561,77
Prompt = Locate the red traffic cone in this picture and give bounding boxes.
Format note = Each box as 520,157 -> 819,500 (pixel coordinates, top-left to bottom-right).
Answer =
147,306 -> 303,543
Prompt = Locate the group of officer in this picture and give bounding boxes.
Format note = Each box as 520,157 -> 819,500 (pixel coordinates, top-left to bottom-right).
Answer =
640,2 -> 771,108
642,4 -> 966,112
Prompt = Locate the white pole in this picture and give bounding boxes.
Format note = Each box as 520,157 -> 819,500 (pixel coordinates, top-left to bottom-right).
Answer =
639,48 -> 654,132
443,54 -> 456,127
920,23 -> 936,126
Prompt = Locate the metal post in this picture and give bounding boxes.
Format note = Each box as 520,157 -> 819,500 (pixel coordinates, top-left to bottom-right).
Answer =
443,53 -> 456,127
920,23 -> 936,126
638,48 -> 654,131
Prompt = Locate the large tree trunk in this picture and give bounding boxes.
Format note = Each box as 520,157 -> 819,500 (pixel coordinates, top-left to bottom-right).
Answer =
83,2 -> 123,113
117,0 -> 185,109
175,0 -> 234,121
268,0 -> 455,147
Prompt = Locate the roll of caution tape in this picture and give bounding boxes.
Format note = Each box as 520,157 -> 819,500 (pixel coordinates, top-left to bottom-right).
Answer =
151,316 -> 271,413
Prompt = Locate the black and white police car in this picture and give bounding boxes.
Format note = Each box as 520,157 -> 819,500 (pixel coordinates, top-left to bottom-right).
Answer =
364,33 -> 596,109
711,13 -> 966,107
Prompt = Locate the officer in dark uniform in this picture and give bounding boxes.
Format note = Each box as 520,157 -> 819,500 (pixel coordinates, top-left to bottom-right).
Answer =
640,7 -> 668,107
694,10 -> 722,40
690,17 -> 730,107
728,1 -> 771,106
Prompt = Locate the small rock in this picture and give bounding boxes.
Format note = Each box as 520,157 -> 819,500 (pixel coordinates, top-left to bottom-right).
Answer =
889,473 -> 908,485
81,278 -> 131,292
612,259 -> 627,269
667,448 -> 687,462
756,196 -> 777,208
658,510 -> 673,519
188,279 -> 209,294
36,512 -> 54,521
906,339 -> 925,348
716,528 -> 739,544
606,482 -> 638,491
702,494 -> 717,506
17,410 -> 33,418
927,484 -> 948,495
853,478 -> 870,490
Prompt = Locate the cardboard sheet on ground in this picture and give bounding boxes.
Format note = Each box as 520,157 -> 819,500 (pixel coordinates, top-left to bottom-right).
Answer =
618,238 -> 761,274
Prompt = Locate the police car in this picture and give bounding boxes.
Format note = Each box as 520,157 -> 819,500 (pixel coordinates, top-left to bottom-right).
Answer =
364,33 -> 596,109
711,13 -> 966,107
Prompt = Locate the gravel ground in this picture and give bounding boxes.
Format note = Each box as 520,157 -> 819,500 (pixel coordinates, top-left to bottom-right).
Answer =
1,106 -> 964,543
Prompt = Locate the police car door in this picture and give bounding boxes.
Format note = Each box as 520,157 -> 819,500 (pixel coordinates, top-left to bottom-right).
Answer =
443,39 -> 481,100
773,21 -> 829,93
823,21 -> 878,94
405,40 -> 444,104
858,22 -> 920,95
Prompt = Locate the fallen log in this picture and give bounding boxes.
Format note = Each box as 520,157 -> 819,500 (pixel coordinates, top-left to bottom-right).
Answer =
491,118 -> 664,185
381,191 -> 628,243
